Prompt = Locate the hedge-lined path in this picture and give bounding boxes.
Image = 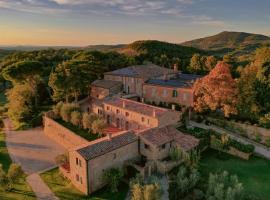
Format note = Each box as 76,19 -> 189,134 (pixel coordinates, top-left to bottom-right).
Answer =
189,120 -> 270,159
3,118 -> 66,200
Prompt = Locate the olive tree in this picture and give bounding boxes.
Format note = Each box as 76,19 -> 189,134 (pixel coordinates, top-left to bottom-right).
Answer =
60,103 -> 79,122
92,118 -> 106,136
103,168 -> 124,193
70,111 -> 82,127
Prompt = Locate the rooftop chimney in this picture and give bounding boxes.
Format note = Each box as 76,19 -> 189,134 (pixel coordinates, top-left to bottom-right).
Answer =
172,104 -> 176,111
153,109 -> 156,117
107,133 -> 112,141
141,97 -> 145,103
173,64 -> 178,72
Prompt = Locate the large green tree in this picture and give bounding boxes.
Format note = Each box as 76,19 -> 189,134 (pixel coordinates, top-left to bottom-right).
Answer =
2,61 -> 43,107
49,60 -> 103,102
6,84 -> 35,128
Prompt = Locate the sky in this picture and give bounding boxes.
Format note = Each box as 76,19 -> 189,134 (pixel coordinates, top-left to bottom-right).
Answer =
0,0 -> 270,46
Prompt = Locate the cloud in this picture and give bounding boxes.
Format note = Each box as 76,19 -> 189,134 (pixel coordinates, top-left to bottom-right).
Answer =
0,0 -> 226,27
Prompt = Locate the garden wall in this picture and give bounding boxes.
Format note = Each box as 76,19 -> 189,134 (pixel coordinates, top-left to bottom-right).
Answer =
43,115 -> 89,149
207,117 -> 270,146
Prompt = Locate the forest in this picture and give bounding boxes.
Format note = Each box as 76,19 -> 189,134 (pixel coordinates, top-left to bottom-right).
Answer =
0,40 -> 269,129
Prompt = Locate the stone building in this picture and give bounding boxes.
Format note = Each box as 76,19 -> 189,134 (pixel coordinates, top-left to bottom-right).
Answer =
90,79 -> 122,100
143,74 -> 202,107
104,64 -> 177,96
100,97 -> 181,131
48,64 -> 201,195
69,131 -> 138,194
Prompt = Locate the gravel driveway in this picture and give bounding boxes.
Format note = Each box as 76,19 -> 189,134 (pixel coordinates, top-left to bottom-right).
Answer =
4,119 -> 66,175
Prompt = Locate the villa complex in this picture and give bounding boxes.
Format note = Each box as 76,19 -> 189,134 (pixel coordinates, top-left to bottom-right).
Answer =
44,64 -> 201,195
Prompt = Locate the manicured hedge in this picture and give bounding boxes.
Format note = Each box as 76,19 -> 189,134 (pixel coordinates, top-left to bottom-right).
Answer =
178,126 -> 211,150
179,126 -> 255,154
229,140 -> 255,154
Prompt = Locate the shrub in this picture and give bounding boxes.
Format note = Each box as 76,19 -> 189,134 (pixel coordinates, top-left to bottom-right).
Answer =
130,175 -> 162,200
255,133 -> 262,143
7,163 -> 23,184
206,171 -> 244,200
53,101 -> 64,118
70,111 -> 82,127
92,118 -> 106,136
0,163 -> 23,191
229,140 -> 255,154
169,147 -> 181,161
103,168 -> 124,193
60,103 -> 78,122
259,113 -> 270,128
169,165 -> 200,199
265,138 -> 270,148
82,113 -> 98,132
55,153 -> 69,166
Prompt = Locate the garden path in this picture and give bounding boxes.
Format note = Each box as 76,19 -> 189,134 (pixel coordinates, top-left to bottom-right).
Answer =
189,120 -> 270,159
161,176 -> 169,200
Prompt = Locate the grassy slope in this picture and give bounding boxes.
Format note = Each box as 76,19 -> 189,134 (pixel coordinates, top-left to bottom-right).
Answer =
41,168 -> 128,200
0,132 -> 36,200
200,149 -> 270,200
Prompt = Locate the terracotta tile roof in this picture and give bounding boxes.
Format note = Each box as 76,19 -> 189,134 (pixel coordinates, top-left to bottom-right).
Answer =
139,125 -> 199,151
91,79 -> 122,89
105,64 -> 176,79
174,134 -> 199,151
104,98 -> 171,118
139,126 -> 176,147
77,131 -> 137,160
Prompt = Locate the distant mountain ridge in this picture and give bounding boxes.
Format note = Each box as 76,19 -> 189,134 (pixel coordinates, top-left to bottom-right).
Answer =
181,31 -> 270,58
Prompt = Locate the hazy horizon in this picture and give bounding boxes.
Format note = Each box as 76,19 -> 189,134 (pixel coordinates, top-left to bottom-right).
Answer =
1,0 -> 270,46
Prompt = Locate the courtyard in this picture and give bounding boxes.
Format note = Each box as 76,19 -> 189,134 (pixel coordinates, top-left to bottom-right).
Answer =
4,119 -> 66,174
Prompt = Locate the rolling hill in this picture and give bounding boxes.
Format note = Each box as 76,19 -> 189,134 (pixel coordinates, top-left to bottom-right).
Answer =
118,40 -> 204,57
182,31 -> 270,59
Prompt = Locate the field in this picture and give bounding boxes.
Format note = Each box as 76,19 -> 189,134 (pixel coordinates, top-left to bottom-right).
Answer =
200,149 -> 270,200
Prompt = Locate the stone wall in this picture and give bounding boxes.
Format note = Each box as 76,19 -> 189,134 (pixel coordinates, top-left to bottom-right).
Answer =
43,116 -> 89,149
208,117 -> 270,145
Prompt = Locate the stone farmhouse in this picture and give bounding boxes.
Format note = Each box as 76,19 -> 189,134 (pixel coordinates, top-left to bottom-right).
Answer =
44,64 -> 201,195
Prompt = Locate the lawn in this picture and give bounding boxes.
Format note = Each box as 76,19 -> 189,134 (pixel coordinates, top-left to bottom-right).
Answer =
55,119 -> 99,142
0,131 -> 36,200
40,167 -> 129,200
200,149 -> 270,200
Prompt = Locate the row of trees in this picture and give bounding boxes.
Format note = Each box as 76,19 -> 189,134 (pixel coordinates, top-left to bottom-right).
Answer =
188,54 -> 218,74
53,102 -> 106,136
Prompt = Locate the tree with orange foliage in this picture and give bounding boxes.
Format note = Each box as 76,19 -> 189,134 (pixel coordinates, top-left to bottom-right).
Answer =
193,62 -> 238,117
